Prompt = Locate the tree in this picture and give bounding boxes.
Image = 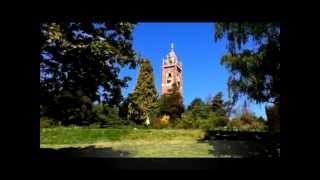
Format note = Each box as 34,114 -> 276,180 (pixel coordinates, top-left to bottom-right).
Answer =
159,83 -> 185,121
214,23 -> 280,105
40,22 -> 138,125
176,96 -> 228,129
209,92 -> 227,117
187,98 -> 212,120
214,22 -> 280,132
127,59 -> 158,124
188,98 -> 204,111
207,92 -> 230,124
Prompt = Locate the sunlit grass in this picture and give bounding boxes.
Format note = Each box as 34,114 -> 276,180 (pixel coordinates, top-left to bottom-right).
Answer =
40,127 -> 213,157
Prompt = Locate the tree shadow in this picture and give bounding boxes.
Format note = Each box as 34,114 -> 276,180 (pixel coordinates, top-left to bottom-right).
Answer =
40,146 -> 131,158
198,131 -> 280,158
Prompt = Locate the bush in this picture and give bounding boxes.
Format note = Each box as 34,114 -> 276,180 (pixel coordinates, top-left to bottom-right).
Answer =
175,111 -> 197,129
227,111 -> 267,131
197,112 -> 227,130
93,103 -> 130,128
42,90 -> 95,126
40,116 -> 57,128
152,115 -> 170,129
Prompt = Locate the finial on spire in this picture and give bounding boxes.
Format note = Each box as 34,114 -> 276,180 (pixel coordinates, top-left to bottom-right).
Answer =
171,42 -> 174,50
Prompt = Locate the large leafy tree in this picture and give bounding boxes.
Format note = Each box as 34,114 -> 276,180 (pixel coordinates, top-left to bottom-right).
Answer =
40,22 -> 138,125
214,23 -> 280,105
127,59 -> 158,124
214,23 -> 280,131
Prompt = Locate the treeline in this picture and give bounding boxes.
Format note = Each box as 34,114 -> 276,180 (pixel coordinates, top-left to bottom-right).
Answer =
41,58 -> 267,132
40,22 -> 280,132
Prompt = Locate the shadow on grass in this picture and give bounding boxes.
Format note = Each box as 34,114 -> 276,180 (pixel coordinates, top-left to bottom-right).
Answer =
198,131 -> 280,158
40,146 -> 130,158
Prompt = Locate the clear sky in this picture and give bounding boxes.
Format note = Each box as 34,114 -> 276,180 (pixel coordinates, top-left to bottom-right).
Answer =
119,23 -> 268,118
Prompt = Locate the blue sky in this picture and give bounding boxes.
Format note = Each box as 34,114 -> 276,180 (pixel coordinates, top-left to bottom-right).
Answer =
119,23 -> 268,118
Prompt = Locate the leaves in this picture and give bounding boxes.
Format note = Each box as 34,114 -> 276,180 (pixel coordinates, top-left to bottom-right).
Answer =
40,22 -> 138,124
127,59 -> 158,124
214,23 -> 280,104
159,87 -> 185,121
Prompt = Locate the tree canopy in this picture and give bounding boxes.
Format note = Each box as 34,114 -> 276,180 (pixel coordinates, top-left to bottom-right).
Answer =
159,83 -> 185,121
40,22 -> 138,125
214,22 -> 280,105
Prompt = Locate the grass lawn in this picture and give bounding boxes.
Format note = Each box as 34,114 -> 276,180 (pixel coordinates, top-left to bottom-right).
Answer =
40,127 -> 214,157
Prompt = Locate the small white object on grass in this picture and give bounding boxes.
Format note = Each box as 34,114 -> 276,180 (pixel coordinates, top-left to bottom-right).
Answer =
145,116 -> 150,126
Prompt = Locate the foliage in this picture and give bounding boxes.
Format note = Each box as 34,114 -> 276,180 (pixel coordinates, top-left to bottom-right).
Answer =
197,112 -> 227,130
160,115 -> 170,127
176,111 -> 198,129
127,59 -> 158,124
152,115 -> 170,129
214,22 -> 280,105
148,98 -> 161,124
92,103 -> 130,128
40,22 -> 138,125
208,92 -> 230,117
159,83 -> 185,121
43,90 -> 95,125
40,116 -> 58,128
227,103 -> 267,131
175,97 -> 228,130
187,98 -> 204,111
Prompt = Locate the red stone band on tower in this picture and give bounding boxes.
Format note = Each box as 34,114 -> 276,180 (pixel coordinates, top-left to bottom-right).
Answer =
161,43 -> 182,95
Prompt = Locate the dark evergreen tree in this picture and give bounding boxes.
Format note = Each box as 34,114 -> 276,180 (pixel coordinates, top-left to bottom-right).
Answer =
210,92 -> 227,117
128,59 -> 158,124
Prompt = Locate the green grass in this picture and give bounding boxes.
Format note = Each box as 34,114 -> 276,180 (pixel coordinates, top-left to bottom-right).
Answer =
40,127 -> 131,144
40,127 -> 214,157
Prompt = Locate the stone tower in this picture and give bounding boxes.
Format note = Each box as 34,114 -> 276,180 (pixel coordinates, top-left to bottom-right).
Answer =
161,43 -> 182,95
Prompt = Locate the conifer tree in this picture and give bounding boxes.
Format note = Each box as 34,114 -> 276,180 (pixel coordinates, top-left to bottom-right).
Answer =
128,59 -> 158,124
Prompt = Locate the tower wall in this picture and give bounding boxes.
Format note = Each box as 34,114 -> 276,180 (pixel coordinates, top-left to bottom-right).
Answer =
161,44 -> 182,95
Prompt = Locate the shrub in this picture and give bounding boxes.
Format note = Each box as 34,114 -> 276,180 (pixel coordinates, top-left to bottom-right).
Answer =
197,112 -> 222,130
175,109 -> 228,130
93,103 -> 130,128
160,115 -> 170,126
152,115 -> 170,129
175,111 -> 197,129
227,111 -> 267,131
40,116 -> 56,128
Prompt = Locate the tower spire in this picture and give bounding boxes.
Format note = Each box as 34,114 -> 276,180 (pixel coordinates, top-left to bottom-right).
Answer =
170,42 -> 174,50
